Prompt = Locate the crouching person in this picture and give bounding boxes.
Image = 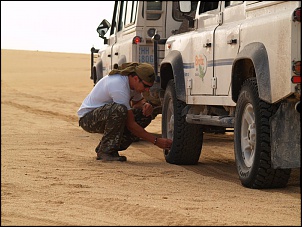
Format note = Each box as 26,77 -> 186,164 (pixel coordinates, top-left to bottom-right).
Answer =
77,62 -> 173,161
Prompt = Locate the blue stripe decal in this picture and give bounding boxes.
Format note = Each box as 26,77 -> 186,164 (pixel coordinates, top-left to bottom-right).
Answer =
213,59 -> 234,66
184,59 -> 234,68
183,63 -> 194,69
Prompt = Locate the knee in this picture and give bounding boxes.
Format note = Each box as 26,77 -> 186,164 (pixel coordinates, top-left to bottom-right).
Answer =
111,103 -> 128,119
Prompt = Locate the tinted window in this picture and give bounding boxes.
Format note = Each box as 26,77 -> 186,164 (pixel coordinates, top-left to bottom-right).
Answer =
199,2 -> 219,14
142,1 -> 162,20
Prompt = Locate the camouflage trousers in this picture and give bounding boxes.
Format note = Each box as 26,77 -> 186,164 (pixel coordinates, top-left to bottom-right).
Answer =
79,102 -> 152,155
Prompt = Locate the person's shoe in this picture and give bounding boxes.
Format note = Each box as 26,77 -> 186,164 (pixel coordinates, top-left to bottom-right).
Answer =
96,152 -> 127,162
95,144 -> 120,157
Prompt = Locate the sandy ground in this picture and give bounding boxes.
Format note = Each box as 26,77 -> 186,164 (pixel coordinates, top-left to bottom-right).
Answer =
1,49 -> 300,226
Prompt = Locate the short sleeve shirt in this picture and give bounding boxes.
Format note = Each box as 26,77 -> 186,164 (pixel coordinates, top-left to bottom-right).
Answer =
77,74 -> 143,118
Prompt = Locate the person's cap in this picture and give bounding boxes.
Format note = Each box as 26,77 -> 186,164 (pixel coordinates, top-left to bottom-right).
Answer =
135,63 -> 155,83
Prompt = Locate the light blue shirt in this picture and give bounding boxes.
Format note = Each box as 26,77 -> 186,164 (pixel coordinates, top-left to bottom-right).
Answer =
77,74 -> 142,118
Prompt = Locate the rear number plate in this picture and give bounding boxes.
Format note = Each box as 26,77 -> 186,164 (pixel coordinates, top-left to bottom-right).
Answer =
139,46 -> 154,65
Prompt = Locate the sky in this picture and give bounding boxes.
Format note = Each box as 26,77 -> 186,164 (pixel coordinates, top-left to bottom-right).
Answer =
1,1 -> 115,54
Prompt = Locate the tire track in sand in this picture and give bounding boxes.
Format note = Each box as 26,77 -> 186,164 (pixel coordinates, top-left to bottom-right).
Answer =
2,100 -> 78,123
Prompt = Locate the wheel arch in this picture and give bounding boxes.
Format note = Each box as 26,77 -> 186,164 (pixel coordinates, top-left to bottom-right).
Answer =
232,42 -> 272,103
160,50 -> 186,102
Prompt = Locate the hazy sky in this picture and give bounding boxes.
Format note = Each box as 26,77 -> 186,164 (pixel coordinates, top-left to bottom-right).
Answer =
1,1 -> 115,54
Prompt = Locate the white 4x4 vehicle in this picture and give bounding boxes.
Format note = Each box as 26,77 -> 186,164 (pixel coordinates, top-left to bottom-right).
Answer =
159,1 -> 301,189
90,1 -> 197,110
90,1 -> 300,189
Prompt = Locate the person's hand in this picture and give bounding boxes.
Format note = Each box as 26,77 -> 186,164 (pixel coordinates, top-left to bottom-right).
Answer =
142,102 -> 153,117
155,137 -> 173,150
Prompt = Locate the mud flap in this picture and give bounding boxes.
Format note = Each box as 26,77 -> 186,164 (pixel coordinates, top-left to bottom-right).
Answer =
271,102 -> 301,169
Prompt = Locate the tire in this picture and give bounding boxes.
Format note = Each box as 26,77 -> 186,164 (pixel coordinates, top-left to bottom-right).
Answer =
162,80 -> 203,165
92,67 -> 97,85
95,60 -> 103,84
234,78 -> 291,189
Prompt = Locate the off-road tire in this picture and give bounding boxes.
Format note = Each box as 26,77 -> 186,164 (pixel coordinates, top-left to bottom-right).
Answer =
234,78 -> 291,189
162,80 -> 203,165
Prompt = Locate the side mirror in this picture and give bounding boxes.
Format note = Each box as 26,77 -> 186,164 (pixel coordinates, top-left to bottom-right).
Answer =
179,1 -> 191,13
96,19 -> 111,38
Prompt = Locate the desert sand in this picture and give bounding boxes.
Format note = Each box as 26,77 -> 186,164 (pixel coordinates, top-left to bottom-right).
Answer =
1,49 -> 300,226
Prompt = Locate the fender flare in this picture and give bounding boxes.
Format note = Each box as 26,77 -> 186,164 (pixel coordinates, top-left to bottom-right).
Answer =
160,50 -> 186,102
232,42 -> 272,103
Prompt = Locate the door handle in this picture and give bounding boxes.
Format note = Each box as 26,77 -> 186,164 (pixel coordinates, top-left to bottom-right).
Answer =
203,42 -> 212,48
227,39 -> 237,44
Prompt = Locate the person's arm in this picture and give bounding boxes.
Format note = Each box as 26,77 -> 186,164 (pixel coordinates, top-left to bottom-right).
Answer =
131,98 -> 145,108
131,98 -> 153,117
126,110 -> 172,149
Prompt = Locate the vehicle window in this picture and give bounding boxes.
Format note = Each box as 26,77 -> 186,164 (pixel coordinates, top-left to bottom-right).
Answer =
125,1 -> 138,26
118,1 -> 125,31
199,2 -> 219,14
225,1 -> 244,7
142,1 -> 162,20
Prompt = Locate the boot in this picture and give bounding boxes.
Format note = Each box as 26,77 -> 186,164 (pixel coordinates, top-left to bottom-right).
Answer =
96,152 -> 127,162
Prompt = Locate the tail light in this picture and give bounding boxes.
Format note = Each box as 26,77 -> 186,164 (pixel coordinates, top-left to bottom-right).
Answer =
133,36 -> 142,44
292,76 -> 301,84
292,7 -> 301,84
291,61 -> 301,84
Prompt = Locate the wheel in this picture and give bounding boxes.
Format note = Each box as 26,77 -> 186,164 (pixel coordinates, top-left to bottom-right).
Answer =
234,78 -> 291,189
162,80 -> 203,165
